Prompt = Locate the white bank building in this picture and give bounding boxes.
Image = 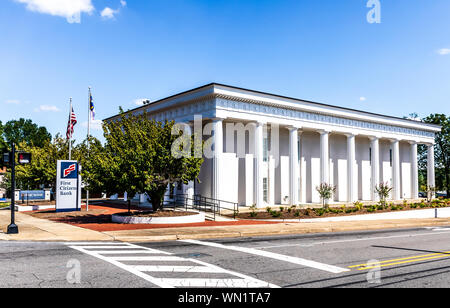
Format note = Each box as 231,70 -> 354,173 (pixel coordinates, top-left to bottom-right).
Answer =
107,83 -> 440,208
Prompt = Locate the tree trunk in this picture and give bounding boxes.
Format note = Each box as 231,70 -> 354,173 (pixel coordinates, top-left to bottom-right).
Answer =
149,187 -> 167,212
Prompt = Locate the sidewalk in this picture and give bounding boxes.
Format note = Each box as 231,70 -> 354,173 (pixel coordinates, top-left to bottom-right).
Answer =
0,210 -> 113,242
2,209 -> 450,242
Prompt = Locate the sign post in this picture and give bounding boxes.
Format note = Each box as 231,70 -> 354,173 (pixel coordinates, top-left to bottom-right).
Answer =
56,160 -> 81,212
7,144 -> 18,234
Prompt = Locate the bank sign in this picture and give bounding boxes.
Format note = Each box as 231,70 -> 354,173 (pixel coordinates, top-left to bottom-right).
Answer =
56,160 -> 81,212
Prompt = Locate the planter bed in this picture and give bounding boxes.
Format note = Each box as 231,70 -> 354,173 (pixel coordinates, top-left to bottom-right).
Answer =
112,210 -> 205,224
232,200 -> 450,221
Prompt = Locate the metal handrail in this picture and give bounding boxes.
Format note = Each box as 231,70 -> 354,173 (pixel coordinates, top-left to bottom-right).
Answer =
159,193 -> 239,221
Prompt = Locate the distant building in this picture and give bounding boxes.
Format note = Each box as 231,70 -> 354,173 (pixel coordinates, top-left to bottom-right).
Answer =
105,83 -> 440,208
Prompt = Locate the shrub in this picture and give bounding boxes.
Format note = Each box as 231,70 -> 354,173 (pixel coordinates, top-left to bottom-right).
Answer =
354,201 -> 363,211
375,182 -> 393,207
294,210 -> 300,217
279,206 -> 285,212
316,183 -> 336,208
314,208 -> 326,216
266,207 -> 272,213
367,206 -> 377,213
271,211 -> 282,218
249,204 -> 257,216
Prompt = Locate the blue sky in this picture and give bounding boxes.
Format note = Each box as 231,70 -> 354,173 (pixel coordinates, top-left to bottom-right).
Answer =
1,0 -> 449,143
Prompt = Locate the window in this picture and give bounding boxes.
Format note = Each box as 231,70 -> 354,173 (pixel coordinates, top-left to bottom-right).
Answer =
390,149 -> 392,167
369,147 -> 372,166
263,178 -> 268,202
263,137 -> 268,162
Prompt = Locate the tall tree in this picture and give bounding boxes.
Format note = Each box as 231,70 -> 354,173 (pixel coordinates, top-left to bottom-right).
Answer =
13,134 -> 69,190
419,114 -> 450,197
102,111 -> 203,211
3,118 -> 51,148
0,121 -> 8,154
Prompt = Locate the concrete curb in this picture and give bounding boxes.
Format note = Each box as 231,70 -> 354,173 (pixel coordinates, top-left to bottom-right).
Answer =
102,218 -> 450,242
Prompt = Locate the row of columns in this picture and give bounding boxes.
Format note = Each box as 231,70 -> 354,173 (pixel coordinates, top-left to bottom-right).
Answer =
211,118 -> 435,207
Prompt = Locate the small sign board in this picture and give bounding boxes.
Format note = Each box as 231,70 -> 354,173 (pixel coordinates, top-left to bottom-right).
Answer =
19,190 -> 45,200
56,160 -> 81,212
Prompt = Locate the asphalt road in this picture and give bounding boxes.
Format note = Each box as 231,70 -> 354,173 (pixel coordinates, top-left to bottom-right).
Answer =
2,226 -> 450,288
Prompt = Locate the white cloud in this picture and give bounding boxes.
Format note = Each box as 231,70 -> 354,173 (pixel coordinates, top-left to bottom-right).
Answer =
34,105 -> 60,112
133,98 -> 150,106
101,7 -> 118,19
5,99 -> 21,105
15,0 -> 94,23
437,48 -> 450,55
82,119 -> 103,130
101,1 -> 127,20
359,97 -> 367,101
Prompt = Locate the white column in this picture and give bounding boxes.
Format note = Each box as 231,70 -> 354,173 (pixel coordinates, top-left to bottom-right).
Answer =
212,118 -> 224,201
410,142 -> 419,199
370,137 -> 380,201
254,122 -> 264,208
288,127 -> 299,206
391,139 -> 401,200
427,143 -> 435,192
346,134 -> 356,202
319,130 -> 330,185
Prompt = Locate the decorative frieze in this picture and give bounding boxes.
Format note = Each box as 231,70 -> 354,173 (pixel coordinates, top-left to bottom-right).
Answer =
215,97 -> 435,139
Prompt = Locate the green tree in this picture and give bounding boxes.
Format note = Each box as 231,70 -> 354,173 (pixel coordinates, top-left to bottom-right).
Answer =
102,111 -> 203,211
418,114 -> 450,197
3,118 -> 51,148
73,136 -> 108,195
13,134 -> 69,190
0,121 -> 8,154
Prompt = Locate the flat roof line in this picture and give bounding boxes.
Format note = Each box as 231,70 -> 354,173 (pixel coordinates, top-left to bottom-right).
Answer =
103,82 -> 441,130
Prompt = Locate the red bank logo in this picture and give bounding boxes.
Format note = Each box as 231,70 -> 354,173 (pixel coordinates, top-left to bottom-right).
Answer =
64,164 -> 77,177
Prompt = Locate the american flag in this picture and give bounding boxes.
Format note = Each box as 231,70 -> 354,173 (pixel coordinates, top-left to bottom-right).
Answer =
66,107 -> 77,139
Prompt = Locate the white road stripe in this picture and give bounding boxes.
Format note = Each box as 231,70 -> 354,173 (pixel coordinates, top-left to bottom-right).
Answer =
69,245 -> 174,288
90,250 -> 162,254
155,278 -> 274,288
68,242 -> 278,288
182,239 -> 349,274
75,246 -> 140,249
64,242 -> 128,245
130,265 -> 225,273
110,256 -> 186,261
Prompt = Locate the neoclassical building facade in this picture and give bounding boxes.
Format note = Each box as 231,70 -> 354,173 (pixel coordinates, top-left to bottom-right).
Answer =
106,83 -> 440,208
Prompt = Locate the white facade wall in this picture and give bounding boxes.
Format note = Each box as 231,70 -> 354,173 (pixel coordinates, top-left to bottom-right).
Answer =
108,83 -> 440,207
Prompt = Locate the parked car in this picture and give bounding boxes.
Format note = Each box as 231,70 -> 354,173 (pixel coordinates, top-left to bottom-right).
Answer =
418,192 -> 426,198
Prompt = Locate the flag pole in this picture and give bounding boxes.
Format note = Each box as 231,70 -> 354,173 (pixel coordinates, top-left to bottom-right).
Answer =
86,87 -> 91,212
69,97 -> 72,160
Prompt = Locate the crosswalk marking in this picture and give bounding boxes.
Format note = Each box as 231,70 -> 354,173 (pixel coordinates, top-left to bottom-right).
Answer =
182,239 -> 350,274
152,278 -> 272,288
130,265 -> 225,273
109,256 -> 186,262
66,242 -> 278,288
90,250 -> 162,254
74,246 -> 141,249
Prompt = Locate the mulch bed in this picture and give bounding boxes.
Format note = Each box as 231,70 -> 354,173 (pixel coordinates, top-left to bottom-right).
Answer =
25,202 -> 280,232
114,210 -> 197,217
234,202 -> 450,220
